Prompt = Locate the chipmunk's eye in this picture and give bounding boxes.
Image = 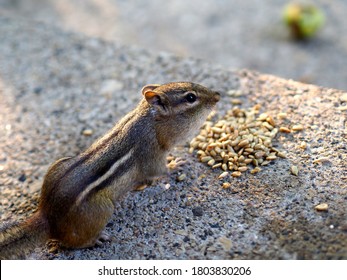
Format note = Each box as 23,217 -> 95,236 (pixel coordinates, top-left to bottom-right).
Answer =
185,92 -> 197,103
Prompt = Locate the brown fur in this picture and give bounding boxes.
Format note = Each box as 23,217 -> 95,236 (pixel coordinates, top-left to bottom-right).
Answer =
0,211 -> 49,259
0,82 -> 220,259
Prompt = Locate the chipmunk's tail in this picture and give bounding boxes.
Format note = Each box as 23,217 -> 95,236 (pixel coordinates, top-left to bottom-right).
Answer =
0,210 -> 49,259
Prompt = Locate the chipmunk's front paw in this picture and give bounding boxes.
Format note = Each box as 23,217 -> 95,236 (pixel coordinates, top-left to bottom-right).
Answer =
47,239 -> 61,254
134,179 -> 153,191
167,156 -> 186,170
135,184 -> 148,191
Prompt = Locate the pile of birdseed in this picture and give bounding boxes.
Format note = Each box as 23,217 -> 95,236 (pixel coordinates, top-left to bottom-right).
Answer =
189,105 -> 290,179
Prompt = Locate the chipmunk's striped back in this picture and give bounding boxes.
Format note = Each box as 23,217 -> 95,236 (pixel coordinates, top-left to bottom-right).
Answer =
0,82 -> 220,257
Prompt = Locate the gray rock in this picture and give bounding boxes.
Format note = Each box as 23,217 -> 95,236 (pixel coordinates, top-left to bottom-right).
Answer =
0,16 -> 346,260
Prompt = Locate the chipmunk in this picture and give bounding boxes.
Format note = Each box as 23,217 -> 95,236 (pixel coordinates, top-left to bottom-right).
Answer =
0,82 -> 220,259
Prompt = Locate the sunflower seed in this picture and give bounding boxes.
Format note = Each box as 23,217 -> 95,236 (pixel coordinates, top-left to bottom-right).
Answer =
291,165 -> 299,176
82,129 -> 93,136
292,124 -> 304,131
315,203 -> 328,211
222,182 -> 231,189
279,127 -> 291,133
177,174 -> 187,181
250,167 -> 261,174
277,112 -> 287,119
219,171 -> 229,179
238,166 -> 248,172
230,171 -> 241,177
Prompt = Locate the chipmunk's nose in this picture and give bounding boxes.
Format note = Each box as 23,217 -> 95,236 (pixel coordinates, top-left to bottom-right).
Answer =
214,91 -> 221,102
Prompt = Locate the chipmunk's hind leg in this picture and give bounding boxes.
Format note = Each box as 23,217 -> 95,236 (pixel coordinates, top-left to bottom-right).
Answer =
57,190 -> 114,249
95,230 -> 111,246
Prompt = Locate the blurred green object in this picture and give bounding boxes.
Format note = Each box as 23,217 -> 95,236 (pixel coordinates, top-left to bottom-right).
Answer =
283,2 -> 325,40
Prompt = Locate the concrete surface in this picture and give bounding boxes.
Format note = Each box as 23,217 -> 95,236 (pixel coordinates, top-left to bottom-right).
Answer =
0,16 -> 346,259
0,0 -> 347,90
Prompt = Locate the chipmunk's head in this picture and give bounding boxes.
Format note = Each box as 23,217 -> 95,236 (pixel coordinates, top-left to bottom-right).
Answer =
142,82 -> 220,117
141,82 -> 220,148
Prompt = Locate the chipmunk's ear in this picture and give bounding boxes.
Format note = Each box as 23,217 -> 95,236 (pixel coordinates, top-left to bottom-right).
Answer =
141,84 -> 161,96
144,90 -> 163,107
142,84 -> 169,115
144,90 -> 169,116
